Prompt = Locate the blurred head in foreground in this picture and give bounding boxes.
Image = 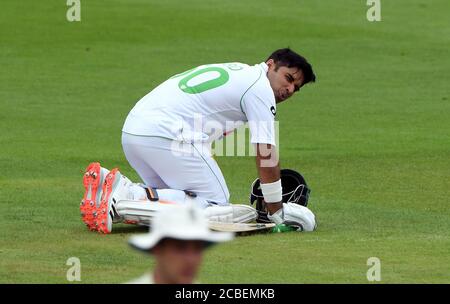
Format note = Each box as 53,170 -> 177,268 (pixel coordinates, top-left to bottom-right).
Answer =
128,204 -> 234,284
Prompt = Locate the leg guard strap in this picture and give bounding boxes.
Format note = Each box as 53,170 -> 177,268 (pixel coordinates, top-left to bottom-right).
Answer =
144,187 -> 159,202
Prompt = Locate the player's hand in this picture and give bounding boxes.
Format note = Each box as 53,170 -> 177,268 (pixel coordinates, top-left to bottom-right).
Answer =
264,200 -> 282,215
268,203 -> 317,232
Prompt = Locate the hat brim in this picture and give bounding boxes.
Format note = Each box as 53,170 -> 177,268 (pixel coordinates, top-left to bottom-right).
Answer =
129,230 -> 234,254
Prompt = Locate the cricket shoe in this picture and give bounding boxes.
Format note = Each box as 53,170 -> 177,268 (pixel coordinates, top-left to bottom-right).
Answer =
81,162 -> 109,231
96,168 -> 133,234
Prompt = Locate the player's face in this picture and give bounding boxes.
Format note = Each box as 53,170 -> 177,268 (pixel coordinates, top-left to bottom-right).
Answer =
266,59 -> 304,103
154,239 -> 205,284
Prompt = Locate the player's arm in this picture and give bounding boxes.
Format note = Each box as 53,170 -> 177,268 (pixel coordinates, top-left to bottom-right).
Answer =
256,145 -> 315,230
241,78 -> 284,222
255,143 -> 282,216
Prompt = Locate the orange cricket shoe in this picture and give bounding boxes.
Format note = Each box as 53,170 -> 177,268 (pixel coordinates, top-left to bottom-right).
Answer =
81,162 -> 109,231
96,168 -> 128,234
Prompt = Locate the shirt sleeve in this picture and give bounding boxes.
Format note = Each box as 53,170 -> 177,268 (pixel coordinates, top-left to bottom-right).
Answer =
241,84 -> 277,146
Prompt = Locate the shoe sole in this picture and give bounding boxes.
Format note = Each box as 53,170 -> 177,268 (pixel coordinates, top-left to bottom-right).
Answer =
81,162 -> 104,231
97,168 -> 120,234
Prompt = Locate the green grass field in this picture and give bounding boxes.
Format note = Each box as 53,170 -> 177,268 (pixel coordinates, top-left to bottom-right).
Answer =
1,0 -> 449,283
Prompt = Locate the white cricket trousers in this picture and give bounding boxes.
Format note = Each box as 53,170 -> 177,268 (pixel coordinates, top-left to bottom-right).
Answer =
121,132 -> 230,205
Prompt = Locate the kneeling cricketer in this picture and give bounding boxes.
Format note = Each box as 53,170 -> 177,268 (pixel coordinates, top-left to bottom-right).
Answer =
80,48 -> 318,234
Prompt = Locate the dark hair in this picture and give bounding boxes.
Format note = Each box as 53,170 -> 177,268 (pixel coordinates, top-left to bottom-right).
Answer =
266,48 -> 316,86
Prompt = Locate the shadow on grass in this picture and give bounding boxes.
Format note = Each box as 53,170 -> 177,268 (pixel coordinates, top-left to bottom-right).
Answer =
111,224 -> 149,234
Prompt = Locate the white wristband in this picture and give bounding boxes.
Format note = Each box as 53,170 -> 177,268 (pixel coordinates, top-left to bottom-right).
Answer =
260,179 -> 282,203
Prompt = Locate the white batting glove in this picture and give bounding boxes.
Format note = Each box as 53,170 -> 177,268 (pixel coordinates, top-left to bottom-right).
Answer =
267,203 -> 317,232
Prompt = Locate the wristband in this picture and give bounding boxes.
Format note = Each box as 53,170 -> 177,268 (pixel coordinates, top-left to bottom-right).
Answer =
260,179 -> 282,203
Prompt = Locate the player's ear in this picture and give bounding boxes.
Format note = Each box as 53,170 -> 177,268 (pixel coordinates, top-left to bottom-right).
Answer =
266,59 -> 275,69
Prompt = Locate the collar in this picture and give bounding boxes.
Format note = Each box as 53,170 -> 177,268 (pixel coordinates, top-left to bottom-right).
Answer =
259,62 -> 269,73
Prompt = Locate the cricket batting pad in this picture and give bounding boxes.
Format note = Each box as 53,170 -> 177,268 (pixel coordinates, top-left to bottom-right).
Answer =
114,199 -> 257,226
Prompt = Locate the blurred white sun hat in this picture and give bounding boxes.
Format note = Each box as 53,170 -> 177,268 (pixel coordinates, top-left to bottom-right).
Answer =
128,204 -> 234,253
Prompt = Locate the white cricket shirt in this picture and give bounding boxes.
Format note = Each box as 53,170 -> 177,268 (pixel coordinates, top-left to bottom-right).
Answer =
122,62 -> 277,146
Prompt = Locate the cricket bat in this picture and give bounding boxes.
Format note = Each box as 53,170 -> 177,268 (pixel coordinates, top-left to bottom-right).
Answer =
208,222 -> 275,234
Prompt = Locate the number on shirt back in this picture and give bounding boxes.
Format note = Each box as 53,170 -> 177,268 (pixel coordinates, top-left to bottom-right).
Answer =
177,66 -> 230,94
175,63 -> 245,94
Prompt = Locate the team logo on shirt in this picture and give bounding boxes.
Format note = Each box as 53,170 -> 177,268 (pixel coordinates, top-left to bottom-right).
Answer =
270,106 -> 276,116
